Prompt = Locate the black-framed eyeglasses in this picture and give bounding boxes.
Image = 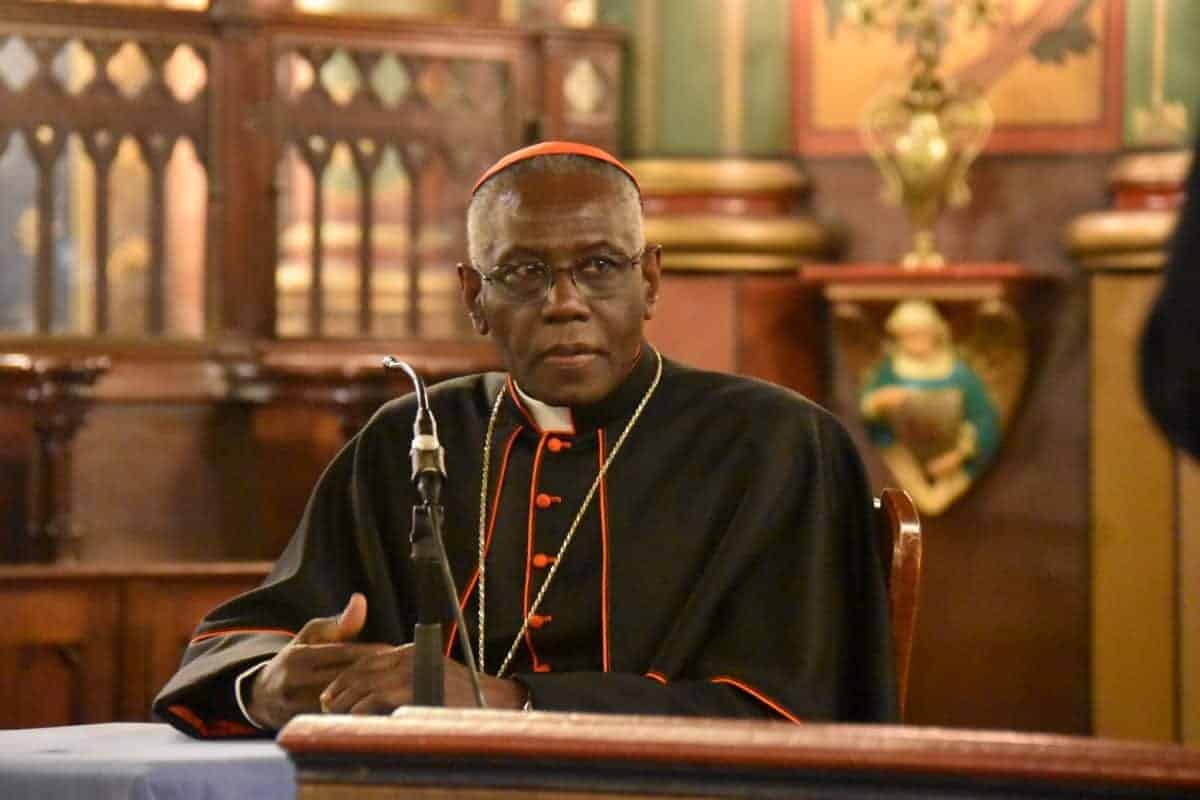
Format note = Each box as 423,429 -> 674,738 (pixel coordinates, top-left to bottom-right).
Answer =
473,246 -> 657,304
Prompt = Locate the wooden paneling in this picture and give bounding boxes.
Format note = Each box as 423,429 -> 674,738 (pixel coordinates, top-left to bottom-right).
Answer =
0,409 -> 32,562
646,275 -> 737,374
0,581 -> 120,727
71,403 -> 268,562
648,272 -> 823,399
123,570 -> 270,720
0,564 -> 268,729
252,405 -> 346,558
1180,455 -> 1200,745
737,275 -> 823,399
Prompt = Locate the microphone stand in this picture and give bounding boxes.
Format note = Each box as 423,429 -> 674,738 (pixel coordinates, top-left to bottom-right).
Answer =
382,357 -> 485,709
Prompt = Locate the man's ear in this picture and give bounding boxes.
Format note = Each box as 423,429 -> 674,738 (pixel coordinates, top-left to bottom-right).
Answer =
641,244 -> 662,320
457,264 -> 489,335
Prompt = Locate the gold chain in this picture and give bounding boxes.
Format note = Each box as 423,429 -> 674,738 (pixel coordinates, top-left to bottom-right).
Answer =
476,349 -> 663,678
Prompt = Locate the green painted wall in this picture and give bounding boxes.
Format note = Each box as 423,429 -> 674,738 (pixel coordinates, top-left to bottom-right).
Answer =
597,0 -> 639,155
596,0 -> 1200,157
1124,0 -> 1200,146
742,0 -> 792,156
599,0 -> 793,157
656,0 -> 723,155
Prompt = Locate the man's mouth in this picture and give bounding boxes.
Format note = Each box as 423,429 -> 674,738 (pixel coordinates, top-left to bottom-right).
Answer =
540,344 -> 603,367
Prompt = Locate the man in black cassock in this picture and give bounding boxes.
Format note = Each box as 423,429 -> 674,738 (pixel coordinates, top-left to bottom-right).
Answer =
154,142 -> 897,737
1141,134 -> 1200,459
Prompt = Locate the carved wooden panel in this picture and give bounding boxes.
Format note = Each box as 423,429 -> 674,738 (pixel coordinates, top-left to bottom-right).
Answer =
0,4 -> 623,346
0,579 -> 120,728
0,7 -> 215,338
269,29 -> 527,340
0,564 -> 270,728
538,28 -> 622,153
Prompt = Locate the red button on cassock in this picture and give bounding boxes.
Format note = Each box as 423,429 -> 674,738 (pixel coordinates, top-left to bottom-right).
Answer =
535,493 -> 561,509
528,614 -> 552,629
532,553 -> 556,568
547,437 -> 565,453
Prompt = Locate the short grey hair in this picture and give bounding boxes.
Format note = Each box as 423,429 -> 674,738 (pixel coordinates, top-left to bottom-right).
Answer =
467,154 -> 642,266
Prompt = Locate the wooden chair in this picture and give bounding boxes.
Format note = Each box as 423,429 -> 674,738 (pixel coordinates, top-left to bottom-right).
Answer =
874,488 -> 923,720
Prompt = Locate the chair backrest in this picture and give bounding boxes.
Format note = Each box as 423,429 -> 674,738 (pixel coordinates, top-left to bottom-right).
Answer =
874,488 -> 922,720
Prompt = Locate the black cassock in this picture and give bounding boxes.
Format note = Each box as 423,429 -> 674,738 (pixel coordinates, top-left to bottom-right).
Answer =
154,350 -> 897,737
1141,135 -> 1200,459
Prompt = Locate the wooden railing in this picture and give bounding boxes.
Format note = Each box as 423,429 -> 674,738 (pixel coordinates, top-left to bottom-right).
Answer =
0,0 -> 623,345
0,4 -> 218,337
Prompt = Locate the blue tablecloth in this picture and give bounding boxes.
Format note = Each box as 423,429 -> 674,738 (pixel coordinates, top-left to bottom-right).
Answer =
0,722 -> 293,800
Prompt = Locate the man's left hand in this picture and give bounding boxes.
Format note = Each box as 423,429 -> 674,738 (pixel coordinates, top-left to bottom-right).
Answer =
318,644 -> 526,714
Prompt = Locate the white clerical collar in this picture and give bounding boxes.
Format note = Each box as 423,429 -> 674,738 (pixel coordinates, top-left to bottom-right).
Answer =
512,381 -> 576,435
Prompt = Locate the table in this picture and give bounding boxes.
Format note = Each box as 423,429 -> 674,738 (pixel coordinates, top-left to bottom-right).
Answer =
0,722 -> 292,800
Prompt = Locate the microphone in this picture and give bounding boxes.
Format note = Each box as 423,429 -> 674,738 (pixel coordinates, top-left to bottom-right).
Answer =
382,356 -> 447,505
381,356 -> 486,709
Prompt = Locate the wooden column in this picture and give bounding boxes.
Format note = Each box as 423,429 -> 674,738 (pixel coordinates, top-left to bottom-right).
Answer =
0,355 -> 109,563
1066,148 -> 1194,743
209,0 -> 279,341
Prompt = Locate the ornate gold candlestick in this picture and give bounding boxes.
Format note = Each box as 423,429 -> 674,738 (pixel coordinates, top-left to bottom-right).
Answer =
857,3 -> 994,270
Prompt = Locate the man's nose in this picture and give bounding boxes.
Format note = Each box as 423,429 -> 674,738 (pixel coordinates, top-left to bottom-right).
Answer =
542,268 -> 589,316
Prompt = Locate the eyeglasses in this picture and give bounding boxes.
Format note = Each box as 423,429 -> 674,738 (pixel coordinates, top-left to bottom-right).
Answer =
474,246 -> 655,304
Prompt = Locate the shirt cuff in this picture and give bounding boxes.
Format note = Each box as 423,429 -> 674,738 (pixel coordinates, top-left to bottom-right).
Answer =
233,660 -> 272,730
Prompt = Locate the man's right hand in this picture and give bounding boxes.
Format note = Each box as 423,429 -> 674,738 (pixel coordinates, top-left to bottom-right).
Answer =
246,593 -> 392,731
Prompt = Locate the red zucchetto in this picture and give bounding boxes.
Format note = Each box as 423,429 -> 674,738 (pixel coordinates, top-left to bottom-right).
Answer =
471,140 -> 640,196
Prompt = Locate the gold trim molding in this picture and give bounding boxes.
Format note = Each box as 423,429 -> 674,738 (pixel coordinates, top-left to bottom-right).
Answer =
823,282 -> 1009,303
1108,149 -> 1191,188
646,215 -> 828,255
658,252 -> 806,273
628,159 -> 809,195
1064,209 -> 1178,270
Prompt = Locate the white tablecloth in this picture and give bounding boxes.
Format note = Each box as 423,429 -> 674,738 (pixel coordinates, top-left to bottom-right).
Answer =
0,722 -> 293,800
